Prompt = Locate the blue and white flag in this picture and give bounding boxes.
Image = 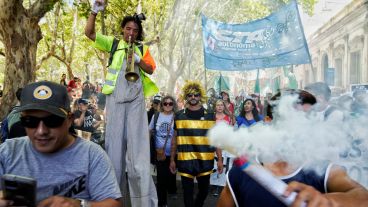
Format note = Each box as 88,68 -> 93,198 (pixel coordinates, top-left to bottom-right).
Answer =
202,0 -> 311,71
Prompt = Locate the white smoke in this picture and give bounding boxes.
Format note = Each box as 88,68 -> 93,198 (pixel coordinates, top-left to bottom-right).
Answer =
208,94 -> 368,171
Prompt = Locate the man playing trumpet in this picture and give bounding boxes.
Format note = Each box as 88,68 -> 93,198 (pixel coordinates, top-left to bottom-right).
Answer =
85,0 -> 158,206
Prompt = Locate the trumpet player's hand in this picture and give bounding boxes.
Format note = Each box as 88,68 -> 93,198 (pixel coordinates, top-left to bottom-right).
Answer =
134,53 -> 141,64
92,0 -> 105,14
128,53 -> 141,64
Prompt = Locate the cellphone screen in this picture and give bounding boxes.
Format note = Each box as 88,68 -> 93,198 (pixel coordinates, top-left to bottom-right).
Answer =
1,174 -> 36,207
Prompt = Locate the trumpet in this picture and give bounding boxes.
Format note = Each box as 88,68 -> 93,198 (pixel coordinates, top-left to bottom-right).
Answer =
125,36 -> 139,82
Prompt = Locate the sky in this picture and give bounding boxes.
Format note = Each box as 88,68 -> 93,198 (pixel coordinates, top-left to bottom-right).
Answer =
299,0 -> 353,38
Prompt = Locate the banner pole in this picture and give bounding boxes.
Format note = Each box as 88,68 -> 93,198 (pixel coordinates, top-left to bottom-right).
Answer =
204,67 -> 208,92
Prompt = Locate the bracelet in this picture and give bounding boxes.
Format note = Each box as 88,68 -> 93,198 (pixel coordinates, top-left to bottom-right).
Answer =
91,11 -> 97,16
78,199 -> 91,207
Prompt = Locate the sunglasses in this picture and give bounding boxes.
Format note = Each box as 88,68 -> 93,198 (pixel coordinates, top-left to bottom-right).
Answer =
186,93 -> 200,98
163,102 -> 174,106
20,114 -> 66,128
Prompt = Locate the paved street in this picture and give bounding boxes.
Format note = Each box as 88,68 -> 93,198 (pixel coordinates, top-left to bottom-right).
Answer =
122,173 -> 222,207
164,180 -> 221,207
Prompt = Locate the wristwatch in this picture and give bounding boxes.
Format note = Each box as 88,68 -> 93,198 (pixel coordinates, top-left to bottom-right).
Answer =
78,199 -> 91,207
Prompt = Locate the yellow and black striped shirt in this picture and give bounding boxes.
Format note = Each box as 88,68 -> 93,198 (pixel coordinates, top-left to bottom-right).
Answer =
174,107 -> 216,178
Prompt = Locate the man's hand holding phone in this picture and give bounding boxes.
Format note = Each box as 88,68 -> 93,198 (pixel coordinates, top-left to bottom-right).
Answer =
1,174 -> 36,207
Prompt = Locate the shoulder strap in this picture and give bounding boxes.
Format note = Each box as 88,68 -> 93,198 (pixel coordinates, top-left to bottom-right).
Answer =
137,44 -> 144,56
107,38 -> 120,67
153,111 -> 160,128
162,114 -> 175,150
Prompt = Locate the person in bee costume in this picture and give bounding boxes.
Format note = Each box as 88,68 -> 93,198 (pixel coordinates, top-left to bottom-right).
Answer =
85,0 -> 158,206
169,81 -> 223,207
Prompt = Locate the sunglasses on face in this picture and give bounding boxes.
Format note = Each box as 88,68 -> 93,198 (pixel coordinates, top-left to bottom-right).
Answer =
20,114 -> 66,128
186,93 -> 200,98
163,102 -> 174,106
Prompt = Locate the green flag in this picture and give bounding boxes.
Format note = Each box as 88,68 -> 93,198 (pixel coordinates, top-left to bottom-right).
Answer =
254,69 -> 260,94
215,73 -> 230,93
283,66 -> 298,89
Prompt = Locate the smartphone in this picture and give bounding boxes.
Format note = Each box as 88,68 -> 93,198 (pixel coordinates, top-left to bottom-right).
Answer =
1,174 -> 36,207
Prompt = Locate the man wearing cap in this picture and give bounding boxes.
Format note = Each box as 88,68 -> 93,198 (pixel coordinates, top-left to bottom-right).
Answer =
0,81 -> 121,207
147,95 -> 161,123
74,98 -> 102,139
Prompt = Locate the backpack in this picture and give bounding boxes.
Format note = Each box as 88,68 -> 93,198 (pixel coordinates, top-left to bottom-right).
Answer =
108,38 -> 144,67
150,111 -> 160,165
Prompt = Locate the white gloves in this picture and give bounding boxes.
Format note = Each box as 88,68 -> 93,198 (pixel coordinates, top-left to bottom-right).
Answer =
92,0 -> 105,14
134,53 -> 141,64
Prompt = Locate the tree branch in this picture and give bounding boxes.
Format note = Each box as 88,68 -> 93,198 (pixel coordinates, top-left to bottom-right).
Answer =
36,51 -> 53,70
29,0 -> 60,20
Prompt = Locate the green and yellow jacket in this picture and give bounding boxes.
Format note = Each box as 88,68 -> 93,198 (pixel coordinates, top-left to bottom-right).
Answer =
92,33 -> 158,97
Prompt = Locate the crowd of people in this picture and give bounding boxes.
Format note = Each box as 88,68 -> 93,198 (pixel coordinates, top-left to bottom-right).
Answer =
0,0 -> 368,206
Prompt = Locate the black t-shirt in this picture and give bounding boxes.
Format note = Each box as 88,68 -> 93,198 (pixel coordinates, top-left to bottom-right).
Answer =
174,107 -> 205,130
185,107 -> 205,119
74,110 -> 95,132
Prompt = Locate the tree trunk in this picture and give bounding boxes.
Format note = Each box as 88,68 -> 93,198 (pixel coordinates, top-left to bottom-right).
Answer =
0,0 -> 59,119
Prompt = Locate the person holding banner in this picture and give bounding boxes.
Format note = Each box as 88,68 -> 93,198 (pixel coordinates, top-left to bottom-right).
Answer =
217,90 -> 368,207
85,0 -> 158,206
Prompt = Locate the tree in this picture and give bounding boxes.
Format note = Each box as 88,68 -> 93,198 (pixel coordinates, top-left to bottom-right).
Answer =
37,2 -> 80,80
0,0 -> 59,118
152,0 -> 318,95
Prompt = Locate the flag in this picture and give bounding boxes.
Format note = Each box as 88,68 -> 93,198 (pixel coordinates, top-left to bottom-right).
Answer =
283,66 -> 298,89
201,0 -> 311,71
215,74 -> 230,94
254,69 -> 260,93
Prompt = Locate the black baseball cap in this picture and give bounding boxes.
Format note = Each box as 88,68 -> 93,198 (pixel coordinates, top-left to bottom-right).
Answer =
77,98 -> 89,105
17,81 -> 71,118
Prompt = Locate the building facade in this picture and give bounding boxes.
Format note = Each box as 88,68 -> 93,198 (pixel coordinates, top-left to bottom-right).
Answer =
296,0 -> 368,93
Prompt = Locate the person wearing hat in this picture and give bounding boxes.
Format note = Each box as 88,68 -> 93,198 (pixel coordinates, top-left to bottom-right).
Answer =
85,1 -> 158,206
169,81 -> 223,207
73,98 -> 102,140
147,95 -> 161,124
0,81 -> 121,206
